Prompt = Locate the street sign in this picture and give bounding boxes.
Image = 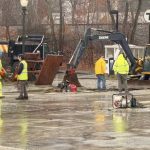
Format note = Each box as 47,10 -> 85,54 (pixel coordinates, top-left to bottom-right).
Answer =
144,9 -> 150,23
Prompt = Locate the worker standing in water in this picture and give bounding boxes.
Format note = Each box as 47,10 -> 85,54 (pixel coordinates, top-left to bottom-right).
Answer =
113,53 -> 129,93
16,54 -> 28,100
0,51 -> 6,98
95,55 -> 106,91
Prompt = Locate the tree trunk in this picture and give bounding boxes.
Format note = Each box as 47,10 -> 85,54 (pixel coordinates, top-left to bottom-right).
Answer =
59,0 -> 64,52
45,0 -> 58,51
122,0 -> 129,34
106,0 -> 116,31
5,26 -> 10,41
129,0 -> 142,43
49,12 -> 58,51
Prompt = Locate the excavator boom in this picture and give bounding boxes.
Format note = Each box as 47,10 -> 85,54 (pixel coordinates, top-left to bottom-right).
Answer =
68,28 -> 136,73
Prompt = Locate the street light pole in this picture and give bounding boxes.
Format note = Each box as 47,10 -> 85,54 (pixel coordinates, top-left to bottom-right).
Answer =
20,0 -> 28,54
110,10 -> 119,32
22,7 -> 26,54
116,11 -> 118,32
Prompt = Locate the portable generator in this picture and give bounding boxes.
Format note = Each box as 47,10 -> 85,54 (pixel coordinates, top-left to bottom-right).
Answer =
112,93 -> 137,109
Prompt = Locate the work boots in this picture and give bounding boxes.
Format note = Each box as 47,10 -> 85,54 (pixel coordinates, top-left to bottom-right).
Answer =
16,96 -> 28,100
16,96 -> 24,100
0,96 -> 5,99
24,96 -> 28,100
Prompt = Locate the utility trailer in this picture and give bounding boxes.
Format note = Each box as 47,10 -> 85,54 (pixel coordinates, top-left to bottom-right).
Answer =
1,35 -> 63,85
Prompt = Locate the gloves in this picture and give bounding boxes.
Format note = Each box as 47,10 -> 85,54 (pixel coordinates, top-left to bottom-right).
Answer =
0,68 -> 6,78
11,74 -> 18,81
14,74 -> 18,80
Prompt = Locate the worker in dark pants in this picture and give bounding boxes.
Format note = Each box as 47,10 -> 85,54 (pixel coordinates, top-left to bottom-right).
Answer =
113,53 -> 129,94
16,54 -> 28,100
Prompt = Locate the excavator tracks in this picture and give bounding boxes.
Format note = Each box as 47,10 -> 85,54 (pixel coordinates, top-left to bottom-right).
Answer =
128,80 -> 150,89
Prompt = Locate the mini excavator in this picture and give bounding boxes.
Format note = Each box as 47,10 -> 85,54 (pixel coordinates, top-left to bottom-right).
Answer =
64,28 -> 150,86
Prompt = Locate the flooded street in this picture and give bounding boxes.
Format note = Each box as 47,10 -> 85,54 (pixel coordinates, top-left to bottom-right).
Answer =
0,74 -> 150,150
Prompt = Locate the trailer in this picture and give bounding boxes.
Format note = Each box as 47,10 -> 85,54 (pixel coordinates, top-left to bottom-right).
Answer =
0,35 -> 63,85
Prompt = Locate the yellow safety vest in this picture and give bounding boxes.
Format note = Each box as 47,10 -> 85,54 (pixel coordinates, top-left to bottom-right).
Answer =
18,60 -> 28,80
0,60 -> 2,80
113,54 -> 129,74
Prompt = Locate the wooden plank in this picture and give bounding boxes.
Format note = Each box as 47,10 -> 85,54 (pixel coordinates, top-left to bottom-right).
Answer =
28,70 -> 41,73
142,72 -> 150,75
35,55 -> 63,85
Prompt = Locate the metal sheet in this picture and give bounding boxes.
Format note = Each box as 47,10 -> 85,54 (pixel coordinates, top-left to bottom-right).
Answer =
35,55 -> 63,85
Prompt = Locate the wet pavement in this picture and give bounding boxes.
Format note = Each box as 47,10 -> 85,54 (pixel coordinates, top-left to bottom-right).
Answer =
0,73 -> 150,150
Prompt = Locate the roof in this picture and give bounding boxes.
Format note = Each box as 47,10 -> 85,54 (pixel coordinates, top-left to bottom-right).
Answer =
105,44 -> 145,49
16,35 -> 45,42
15,35 -> 46,46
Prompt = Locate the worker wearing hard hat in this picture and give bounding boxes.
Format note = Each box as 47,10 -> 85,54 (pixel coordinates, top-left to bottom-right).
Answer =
16,54 -> 28,100
95,55 -> 106,91
113,53 -> 129,93
0,51 -> 6,98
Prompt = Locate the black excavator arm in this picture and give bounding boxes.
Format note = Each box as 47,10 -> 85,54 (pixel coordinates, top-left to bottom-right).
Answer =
68,28 -> 136,73
64,28 -> 137,86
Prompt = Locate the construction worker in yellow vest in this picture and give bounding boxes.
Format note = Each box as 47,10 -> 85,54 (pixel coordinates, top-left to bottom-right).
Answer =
113,53 -> 129,93
0,51 -> 5,98
95,55 -> 106,91
16,54 -> 28,100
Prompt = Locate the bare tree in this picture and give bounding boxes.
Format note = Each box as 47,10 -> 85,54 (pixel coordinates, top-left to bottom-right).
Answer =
107,0 -> 142,44
129,0 -> 142,43
107,0 -> 116,31
45,0 -> 58,51
59,0 -> 64,52
1,0 -> 20,40
69,0 -> 78,24
27,0 -> 40,31
122,0 -> 129,34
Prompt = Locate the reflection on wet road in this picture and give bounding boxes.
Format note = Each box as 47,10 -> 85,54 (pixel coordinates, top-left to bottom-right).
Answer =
0,91 -> 150,150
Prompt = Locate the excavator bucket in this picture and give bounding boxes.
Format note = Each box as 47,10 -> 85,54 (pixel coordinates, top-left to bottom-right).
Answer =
63,69 -> 81,87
